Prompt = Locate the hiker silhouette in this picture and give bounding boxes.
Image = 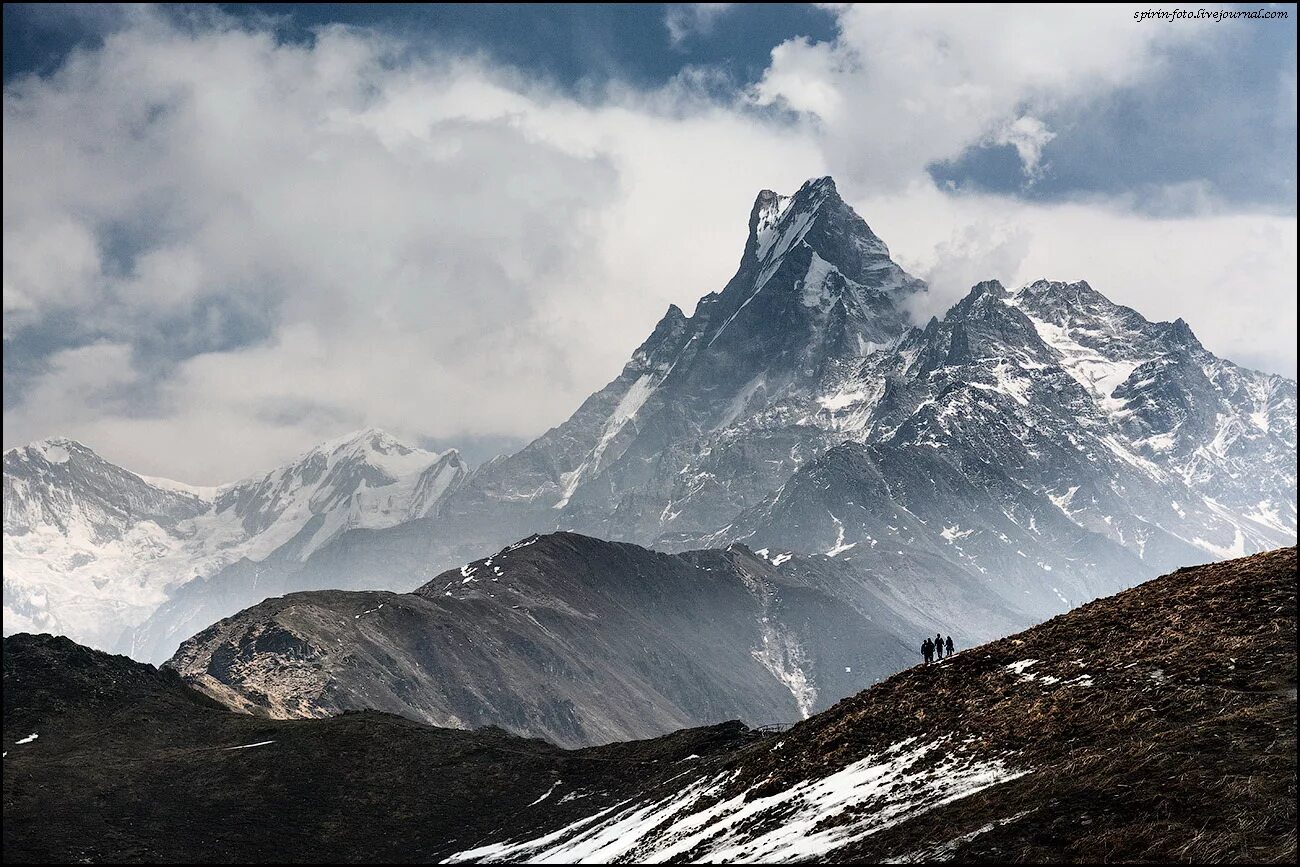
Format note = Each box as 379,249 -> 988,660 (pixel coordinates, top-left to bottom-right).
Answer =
935,632 -> 944,660
945,635 -> 955,657
921,637 -> 934,664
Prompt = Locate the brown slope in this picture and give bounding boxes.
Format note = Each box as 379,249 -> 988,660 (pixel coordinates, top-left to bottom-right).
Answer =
5,548 -> 1294,864
447,547 -> 1296,863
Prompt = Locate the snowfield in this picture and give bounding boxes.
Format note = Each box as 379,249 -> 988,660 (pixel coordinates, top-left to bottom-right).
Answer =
444,738 -> 1026,864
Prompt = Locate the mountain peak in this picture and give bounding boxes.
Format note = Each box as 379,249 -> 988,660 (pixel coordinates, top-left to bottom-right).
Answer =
5,436 -> 96,467
970,279 -> 1009,299
1162,316 -> 1204,351
1011,279 -> 1127,319
314,427 -> 425,461
746,176 -> 847,260
945,279 -> 1019,322
798,174 -> 838,196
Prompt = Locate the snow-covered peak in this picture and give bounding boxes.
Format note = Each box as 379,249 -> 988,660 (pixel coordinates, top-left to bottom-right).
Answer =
4,437 -> 214,518
707,177 -> 920,353
1013,278 -> 1113,310
750,177 -> 841,263
4,427 -> 469,658
946,280 -> 1016,317
485,177 -> 928,529
214,428 -> 448,529
751,190 -> 793,258
1001,279 -> 1212,408
5,436 -> 91,466
220,427 -> 451,511
1008,280 -> 1165,355
313,426 -> 439,464
3,431 -> 210,543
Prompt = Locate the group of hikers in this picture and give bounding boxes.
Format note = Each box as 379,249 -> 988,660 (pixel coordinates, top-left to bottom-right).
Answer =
921,633 -> 954,664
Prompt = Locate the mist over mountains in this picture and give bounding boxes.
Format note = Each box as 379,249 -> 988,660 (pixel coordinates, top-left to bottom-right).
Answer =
5,179 -> 1295,712
4,430 -> 467,655
4,173 -> 1296,866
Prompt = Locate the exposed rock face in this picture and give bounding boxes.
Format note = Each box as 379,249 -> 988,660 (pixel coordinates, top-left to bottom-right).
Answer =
167,532 -> 934,747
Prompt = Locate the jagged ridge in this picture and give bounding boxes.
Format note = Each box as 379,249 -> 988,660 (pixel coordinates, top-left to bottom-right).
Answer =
3,429 -> 467,657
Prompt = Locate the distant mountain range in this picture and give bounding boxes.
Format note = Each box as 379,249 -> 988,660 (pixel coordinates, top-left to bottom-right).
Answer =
5,176 -> 1295,694
3,430 -> 466,655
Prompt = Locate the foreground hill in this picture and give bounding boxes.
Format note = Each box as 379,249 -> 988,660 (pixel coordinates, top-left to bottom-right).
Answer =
4,548 -> 1294,863
166,532 -> 992,747
448,546 -> 1296,863
2,631 -> 752,864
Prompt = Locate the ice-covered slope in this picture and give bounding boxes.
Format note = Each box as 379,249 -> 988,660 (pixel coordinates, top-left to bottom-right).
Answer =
2,429 -> 466,656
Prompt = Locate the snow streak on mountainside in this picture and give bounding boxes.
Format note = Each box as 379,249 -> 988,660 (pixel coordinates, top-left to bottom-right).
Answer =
3,430 -> 466,654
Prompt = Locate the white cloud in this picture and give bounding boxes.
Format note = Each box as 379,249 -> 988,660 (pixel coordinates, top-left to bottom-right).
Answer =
665,4 -> 735,47
752,5 -> 1201,195
990,115 -> 1056,181
2,219 -> 101,334
900,215 -> 1032,324
2,6 -> 1295,484
2,12 -> 821,481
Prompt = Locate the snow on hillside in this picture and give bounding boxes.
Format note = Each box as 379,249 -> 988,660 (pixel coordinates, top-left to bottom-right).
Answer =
446,738 -> 1024,863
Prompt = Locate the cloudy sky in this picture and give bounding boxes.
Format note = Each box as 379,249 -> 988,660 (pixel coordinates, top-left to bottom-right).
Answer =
4,3 -> 1296,482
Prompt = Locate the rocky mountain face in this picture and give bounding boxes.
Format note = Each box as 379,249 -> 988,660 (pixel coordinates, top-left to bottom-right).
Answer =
431,178 -> 1293,578
716,277 -> 1296,625
5,176 -> 1295,667
152,177 -> 1292,659
165,532 -> 955,747
434,177 -> 926,556
2,429 -> 466,657
6,547 -> 1294,863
